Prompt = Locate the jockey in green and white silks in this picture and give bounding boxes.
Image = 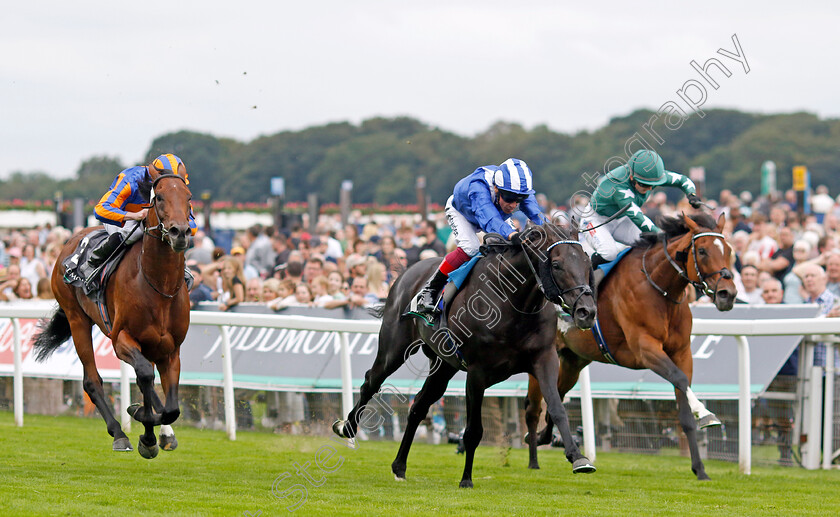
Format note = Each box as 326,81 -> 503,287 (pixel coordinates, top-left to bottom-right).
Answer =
579,150 -> 702,267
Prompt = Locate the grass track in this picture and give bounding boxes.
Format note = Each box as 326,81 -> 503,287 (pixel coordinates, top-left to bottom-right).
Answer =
1,412 -> 838,516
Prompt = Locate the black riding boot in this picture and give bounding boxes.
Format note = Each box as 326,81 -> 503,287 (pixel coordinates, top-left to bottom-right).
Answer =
82,233 -> 124,279
590,253 -> 609,292
415,269 -> 449,315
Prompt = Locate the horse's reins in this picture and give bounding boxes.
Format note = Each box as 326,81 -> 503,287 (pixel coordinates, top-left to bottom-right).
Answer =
140,173 -> 188,298
642,230 -> 731,304
520,232 -> 593,315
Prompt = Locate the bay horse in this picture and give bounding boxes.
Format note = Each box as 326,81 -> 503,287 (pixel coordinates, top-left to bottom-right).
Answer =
525,213 -> 736,480
32,170 -> 192,459
333,222 -> 598,488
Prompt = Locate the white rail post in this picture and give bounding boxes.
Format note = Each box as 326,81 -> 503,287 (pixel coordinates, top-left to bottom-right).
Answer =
805,364 -> 823,469
221,325 -> 236,440
339,332 -> 353,418
735,335 -> 751,475
12,318 -> 23,427
120,361 -> 131,431
579,365 -> 596,462
823,342 -> 835,470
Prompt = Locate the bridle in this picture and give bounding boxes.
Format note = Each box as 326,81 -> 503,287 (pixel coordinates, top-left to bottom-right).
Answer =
143,173 -> 187,243
140,173 -> 189,298
519,227 -> 593,315
642,230 -> 732,304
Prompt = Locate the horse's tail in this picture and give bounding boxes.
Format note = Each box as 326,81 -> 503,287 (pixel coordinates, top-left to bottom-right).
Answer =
32,307 -> 72,362
366,304 -> 385,319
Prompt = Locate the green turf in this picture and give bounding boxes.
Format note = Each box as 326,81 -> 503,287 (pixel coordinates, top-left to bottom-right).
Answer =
1,412 -> 838,516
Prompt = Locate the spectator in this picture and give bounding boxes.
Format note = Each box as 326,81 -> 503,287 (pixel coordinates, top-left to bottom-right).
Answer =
245,224 -> 275,278
825,253 -> 840,298
0,264 -> 21,299
303,256 -> 325,283
218,257 -> 246,311
388,248 -> 408,282
783,240 -> 811,304
267,279 -> 298,310
760,226 -> 794,282
284,261 -> 304,285
310,275 -> 333,307
20,244 -> 47,288
348,275 -> 378,308
13,277 -> 33,301
261,278 -> 282,303
366,261 -> 390,301
737,265 -> 763,304
292,283 -> 314,307
345,254 -> 367,280
419,219 -> 446,258
760,278 -> 784,305
231,246 -> 259,281
188,265 -> 215,308
795,263 -> 838,368
245,278 -> 263,302
272,233 -> 291,270
185,230 -> 214,265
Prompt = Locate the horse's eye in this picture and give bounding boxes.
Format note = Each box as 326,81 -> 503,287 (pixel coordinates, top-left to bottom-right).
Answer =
552,261 -> 562,271
698,248 -> 707,256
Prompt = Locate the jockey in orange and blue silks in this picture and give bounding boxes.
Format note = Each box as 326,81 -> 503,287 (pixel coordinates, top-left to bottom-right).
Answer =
413,158 -> 544,316
82,154 -> 196,277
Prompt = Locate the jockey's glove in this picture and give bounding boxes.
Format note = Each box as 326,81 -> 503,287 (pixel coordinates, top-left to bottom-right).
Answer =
687,193 -> 703,209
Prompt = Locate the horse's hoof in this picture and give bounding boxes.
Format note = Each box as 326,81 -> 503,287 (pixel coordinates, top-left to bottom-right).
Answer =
159,433 -> 178,451
528,462 -> 540,470
127,403 -> 141,419
113,437 -> 133,452
697,471 -> 711,481
332,419 -> 348,438
138,439 -> 159,459
572,457 -> 596,473
394,475 -> 406,482
459,479 -> 474,489
698,414 -> 721,428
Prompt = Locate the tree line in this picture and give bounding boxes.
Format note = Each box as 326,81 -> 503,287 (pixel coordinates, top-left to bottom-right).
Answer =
3,109 -> 839,207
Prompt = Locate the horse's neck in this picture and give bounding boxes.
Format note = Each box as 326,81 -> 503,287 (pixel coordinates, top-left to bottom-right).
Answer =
483,250 -> 543,310
648,236 -> 692,297
140,235 -> 183,287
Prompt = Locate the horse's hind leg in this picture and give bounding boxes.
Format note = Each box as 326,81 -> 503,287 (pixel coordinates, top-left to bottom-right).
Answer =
67,314 -> 132,451
333,323 -> 421,440
392,360 -> 457,481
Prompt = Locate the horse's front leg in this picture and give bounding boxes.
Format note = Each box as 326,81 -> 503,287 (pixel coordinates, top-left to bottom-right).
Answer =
532,349 -> 595,474
118,341 -> 162,459
638,336 -> 716,480
157,352 -> 182,451
524,375 -> 544,469
459,373 -> 486,488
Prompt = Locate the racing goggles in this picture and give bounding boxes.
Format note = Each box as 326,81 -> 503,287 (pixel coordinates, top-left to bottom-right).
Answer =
498,190 -> 528,204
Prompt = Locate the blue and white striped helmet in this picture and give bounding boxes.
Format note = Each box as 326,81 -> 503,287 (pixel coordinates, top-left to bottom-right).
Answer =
494,158 -> 535,196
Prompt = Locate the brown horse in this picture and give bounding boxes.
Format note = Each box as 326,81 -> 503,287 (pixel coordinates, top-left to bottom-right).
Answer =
32,170 -> 192,459
525,213 -> 736,480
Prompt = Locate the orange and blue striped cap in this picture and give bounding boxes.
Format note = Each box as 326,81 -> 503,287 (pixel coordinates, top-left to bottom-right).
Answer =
151,154 -> 188,184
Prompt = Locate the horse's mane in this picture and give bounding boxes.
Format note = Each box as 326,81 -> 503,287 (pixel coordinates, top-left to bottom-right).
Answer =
137,176 -> 152,201
633,213 -> 718,248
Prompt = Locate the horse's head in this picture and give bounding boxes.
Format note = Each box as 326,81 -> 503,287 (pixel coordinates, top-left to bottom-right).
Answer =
146,168 -> 192,253
520,222 -> 596,329
682,213 -> 737,311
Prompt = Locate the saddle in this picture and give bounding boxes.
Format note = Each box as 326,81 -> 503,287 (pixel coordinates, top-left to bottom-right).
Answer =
62,230 -> 129,296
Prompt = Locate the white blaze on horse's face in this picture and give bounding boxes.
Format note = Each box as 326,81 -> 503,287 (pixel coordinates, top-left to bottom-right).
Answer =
712,238 -> 724,256
150,187 -> 156,203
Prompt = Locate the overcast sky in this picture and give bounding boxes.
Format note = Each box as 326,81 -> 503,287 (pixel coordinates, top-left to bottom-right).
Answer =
3,1 -> 838,179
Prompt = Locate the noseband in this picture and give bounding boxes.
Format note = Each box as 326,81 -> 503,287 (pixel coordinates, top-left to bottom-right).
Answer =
143,173 -> 188,242
643,230 -> 731,304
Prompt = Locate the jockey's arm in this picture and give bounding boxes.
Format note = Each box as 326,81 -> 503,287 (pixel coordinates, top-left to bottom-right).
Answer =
613,190 -> 659,233
94,174 -> 133,226
469,188 -> 515,237
519,195 -> 545,225
661,170 -> 697,197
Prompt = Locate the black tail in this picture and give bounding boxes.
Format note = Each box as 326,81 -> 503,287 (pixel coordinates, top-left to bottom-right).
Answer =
366,304 -> 385,319
32,307 -> 72,362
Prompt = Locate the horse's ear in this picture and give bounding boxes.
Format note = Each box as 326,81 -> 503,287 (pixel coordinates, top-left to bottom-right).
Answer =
716,212 -> 726,232
682,212 -> 700,232
569,215 -> 579,241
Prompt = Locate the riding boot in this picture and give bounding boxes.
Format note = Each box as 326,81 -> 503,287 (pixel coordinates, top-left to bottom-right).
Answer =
81,233 -> 124,280
590,253 -> 609,293
415,269 -> 449,316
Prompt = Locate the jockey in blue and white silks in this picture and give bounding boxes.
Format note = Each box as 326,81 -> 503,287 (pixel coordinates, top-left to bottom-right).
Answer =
413,158 -> 544,316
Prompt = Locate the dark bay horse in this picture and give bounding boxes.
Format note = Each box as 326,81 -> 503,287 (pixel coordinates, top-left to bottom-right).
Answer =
32,170 -> 192,459
333,223 -> 598,487
525,213 -> 736,480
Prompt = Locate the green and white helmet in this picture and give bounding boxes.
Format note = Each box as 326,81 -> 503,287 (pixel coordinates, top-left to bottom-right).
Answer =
628,150 -> 667,186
